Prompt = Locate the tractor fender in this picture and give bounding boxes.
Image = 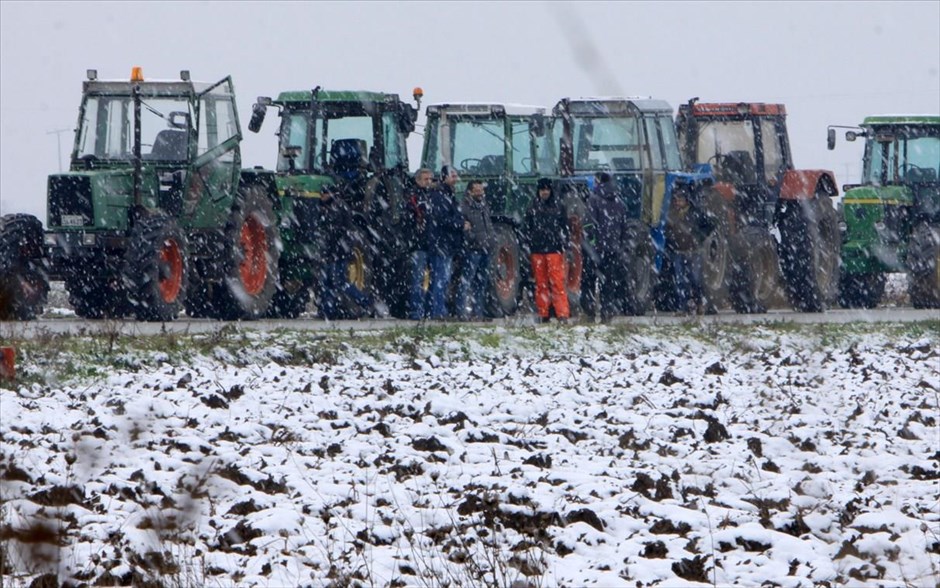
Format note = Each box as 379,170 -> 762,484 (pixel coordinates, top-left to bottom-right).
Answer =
779,170 -> 837,201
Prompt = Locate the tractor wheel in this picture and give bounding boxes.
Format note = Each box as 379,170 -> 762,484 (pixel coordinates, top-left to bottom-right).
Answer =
623,220 -> 654,316
212,185 -> 280,320
125,214 -> 188,322
0,214 -> 48,320
838,273 -> 885,309
777,195 -> 840,312
563,191 -> 587,315
698,189 -> 731,311
730,227 -> 779,314
487,223 -> 521,317
907,222 -> 940,309
334,225 -> 375,319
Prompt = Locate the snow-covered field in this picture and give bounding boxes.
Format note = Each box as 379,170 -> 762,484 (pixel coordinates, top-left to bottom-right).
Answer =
1,320 -> 938,587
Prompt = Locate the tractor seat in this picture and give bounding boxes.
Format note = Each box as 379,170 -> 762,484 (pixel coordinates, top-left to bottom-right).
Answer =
330,139 -> 369,180
149,130 -> 188,161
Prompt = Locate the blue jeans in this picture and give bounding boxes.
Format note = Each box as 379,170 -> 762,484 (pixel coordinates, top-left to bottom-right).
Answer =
320,260 -> 372,319
428,254 -> 453,319
455,251 -> 490,319
672,251 -> 703,310
409,250 -> 430,320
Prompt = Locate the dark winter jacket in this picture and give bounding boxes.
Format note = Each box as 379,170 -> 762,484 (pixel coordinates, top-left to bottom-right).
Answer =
316,195 -> 357,263
424,183 -> 464,256
461,196 -> 496,253
586,180 -> 629,261
523,192 -> 569,254
402,181 -> 430,253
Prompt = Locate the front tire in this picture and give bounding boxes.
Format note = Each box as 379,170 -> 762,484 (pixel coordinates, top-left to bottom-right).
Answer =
487,223 -> 521,317
730,227 -> 779,314
838,272 -> 885,309
777,195 -> 840,312
623,220 -> 653,316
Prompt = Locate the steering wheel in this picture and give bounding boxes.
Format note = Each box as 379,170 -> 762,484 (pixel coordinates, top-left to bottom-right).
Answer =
460,158 -> 481,172
901,163 -> 927,174
519,157 -> 533,172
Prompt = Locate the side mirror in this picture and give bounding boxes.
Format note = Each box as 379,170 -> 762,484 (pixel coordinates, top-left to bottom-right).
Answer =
827,128 -> 836,150
248,98 -> 271,133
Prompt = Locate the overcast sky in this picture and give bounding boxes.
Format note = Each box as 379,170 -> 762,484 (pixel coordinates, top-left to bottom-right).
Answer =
2,1 -> 938,220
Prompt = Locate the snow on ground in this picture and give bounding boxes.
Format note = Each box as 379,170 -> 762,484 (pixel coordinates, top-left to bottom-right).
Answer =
1,321 -> 938,587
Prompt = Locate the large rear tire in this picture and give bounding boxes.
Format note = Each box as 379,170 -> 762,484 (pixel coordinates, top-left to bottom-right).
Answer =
213,185 -> 280,320
126,214 -> 188,322
698,190 -> 731,311
487,223 -> 521,317
838,273 -> 885,309
730,227 -> 779,314
907,222 -> 940,309
777,195 -> 840,312
0,214 -> 48,320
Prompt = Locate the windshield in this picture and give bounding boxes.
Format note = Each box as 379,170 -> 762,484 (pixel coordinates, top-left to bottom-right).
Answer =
571,115 -> 641,172
77,95 -> 192,161
424,115 -> 507,176
864,126 -> 940,185
277,110 -> 388,173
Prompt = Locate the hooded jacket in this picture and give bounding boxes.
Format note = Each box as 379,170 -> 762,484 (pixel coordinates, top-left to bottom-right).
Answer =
586,178 -> 629,260
424,181 -> 464,256
524,190 -> 569,254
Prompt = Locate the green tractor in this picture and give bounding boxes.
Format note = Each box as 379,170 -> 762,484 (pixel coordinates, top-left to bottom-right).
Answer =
828,115 -> 940,308
0,67 -> 281,321
247,87 -> 421,318
419,102 -> 583,316
552,97 -> 717,316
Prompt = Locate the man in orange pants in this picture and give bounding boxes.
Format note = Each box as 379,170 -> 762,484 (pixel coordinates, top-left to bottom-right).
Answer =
524,178 -> 570,323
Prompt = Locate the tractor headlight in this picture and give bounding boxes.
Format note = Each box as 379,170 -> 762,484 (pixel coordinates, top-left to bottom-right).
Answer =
82,233 -> 96,246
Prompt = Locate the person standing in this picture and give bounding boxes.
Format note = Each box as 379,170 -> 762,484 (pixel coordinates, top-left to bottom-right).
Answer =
425,165 -> 464,320
315,184 -> 372,320
456,180 -> 496,320
586,171 -> 629,320
405,168 -> 434,320
524,178 -> 570,323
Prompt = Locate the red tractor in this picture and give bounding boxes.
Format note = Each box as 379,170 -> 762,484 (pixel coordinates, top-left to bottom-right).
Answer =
675,100 -> 841,312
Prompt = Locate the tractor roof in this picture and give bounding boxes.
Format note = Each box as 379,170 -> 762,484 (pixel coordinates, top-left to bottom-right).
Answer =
275,89 -> 402,104
554,97 -> 673,116
426,103 -> 548,116
83,80 -> 216,96
686,102 -> 786,117
862,114 -> 940,126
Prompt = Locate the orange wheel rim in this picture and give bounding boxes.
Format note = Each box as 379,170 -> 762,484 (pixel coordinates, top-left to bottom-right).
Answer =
158,239 -> 183,302
239,215 -> 268,296
496,246 -> 516,299
347,248 -> 366,290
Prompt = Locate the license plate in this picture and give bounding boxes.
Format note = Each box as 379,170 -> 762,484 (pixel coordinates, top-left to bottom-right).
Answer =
61,215 -> 85,227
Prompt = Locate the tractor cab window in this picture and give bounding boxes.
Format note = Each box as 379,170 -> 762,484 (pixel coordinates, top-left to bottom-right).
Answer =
759,119 -> 786,179
511,119 -> 534,175
643,117 -> 664,170
535,121 -> 560,175
77,95 -> 191,161
382,112 -> 404,169
899,131 -> 940,184
572,116 -> 641,172
197,86 -> 237,162
276,112 -> 310,172
695,120 -> 758,184
659,116 -> 682,171
425,116 -> 507,176
319,115 -> 374,173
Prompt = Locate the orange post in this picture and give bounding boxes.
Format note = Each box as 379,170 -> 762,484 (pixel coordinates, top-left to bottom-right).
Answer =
0,346 -> 15,381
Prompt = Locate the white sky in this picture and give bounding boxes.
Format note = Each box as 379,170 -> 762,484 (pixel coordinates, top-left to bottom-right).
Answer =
1,0 -> 938,220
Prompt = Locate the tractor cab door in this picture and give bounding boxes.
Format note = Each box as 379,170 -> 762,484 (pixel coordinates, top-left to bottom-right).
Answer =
186,77 -> 242,228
